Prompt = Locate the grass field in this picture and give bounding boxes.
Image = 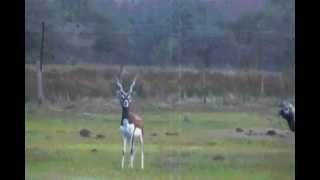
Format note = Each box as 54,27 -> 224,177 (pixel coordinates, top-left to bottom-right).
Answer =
26,110 -> 294,180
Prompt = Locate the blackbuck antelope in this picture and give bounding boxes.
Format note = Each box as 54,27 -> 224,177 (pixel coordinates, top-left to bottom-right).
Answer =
115,77 -> 144,169
279,101 -> 295,132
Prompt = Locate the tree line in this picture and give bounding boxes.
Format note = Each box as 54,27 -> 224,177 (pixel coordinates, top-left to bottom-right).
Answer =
25,0 -> 294,72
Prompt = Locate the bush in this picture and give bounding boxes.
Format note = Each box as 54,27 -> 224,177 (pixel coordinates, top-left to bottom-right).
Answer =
25,64 -> 294,102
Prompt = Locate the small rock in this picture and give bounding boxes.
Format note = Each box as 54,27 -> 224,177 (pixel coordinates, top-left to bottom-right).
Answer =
235,128 -> 244,133
266,129 -> 277,136
80,128 -> 91,137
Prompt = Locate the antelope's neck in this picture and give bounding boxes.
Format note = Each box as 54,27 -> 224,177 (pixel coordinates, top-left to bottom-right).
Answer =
121,107 -> 130,126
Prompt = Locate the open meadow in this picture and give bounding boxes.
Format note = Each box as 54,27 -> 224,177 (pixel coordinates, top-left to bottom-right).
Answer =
26,106 -> 294,180
26,0 -> 295,178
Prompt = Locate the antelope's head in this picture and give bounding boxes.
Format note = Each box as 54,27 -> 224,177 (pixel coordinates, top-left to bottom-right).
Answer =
278,101 -> 295,132
278,101 -> 294,117
115,76 -> 137,109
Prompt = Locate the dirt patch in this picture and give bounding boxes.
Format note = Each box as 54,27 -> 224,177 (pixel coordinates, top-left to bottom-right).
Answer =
96,134 -> 105,139
207,141 -> 217,146
91,149 -> 97,153
150,132 -> 158,136
245,129 -> 258,136
56,130 -> 66,133
279,134 -> 285,138
213,155 -> 225,161
165,132 -> 179,136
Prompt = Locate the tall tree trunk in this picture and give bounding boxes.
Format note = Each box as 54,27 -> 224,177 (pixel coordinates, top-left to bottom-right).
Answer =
37,22 -> 45,104
202,68 -> 207,104
260,74 -> 265,97
177,30 -> 182,105
178,60 -> 182,105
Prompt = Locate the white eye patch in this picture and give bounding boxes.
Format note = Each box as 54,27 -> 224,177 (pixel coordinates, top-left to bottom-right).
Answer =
123,100 -> 129,107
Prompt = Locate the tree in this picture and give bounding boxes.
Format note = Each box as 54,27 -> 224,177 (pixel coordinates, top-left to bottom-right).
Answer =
167,0 -> 195,103
37,22 -> 45,104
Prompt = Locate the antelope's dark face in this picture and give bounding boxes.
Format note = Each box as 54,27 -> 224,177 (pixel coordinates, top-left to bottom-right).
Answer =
118,91 -> 132,108
115,77 -> 137,109
278,101 -> 294,117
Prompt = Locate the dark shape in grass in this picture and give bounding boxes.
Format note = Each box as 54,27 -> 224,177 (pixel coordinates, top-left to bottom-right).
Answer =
213,155 -> 225,161
80,128 -> 91,137
207,141 -> 217,146
165,132 -> 179,136
91,149 -> 97,153
235,128 -> 244,133
96,134 -> 105,139
160,157 -> 180,170
150,132 -> 157,136
266,129 -> 277,136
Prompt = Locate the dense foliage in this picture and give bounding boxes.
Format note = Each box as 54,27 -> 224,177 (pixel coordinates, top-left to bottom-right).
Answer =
26,0 -> 294,71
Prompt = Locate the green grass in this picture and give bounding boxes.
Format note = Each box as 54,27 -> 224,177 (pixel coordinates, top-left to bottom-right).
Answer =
26,111 -> 294,180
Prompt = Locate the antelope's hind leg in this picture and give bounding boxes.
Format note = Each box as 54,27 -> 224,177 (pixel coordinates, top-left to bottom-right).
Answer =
140,134 -> 144,169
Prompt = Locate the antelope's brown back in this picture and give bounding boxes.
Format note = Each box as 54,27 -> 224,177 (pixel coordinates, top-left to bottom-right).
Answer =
129,112 -> 144,129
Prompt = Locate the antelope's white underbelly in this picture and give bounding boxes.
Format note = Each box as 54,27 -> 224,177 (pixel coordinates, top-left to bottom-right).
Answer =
120,119 -> 142,139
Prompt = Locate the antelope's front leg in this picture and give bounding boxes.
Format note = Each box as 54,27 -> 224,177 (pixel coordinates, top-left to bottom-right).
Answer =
121,136 -> 127,169
129,133 -> 136,168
